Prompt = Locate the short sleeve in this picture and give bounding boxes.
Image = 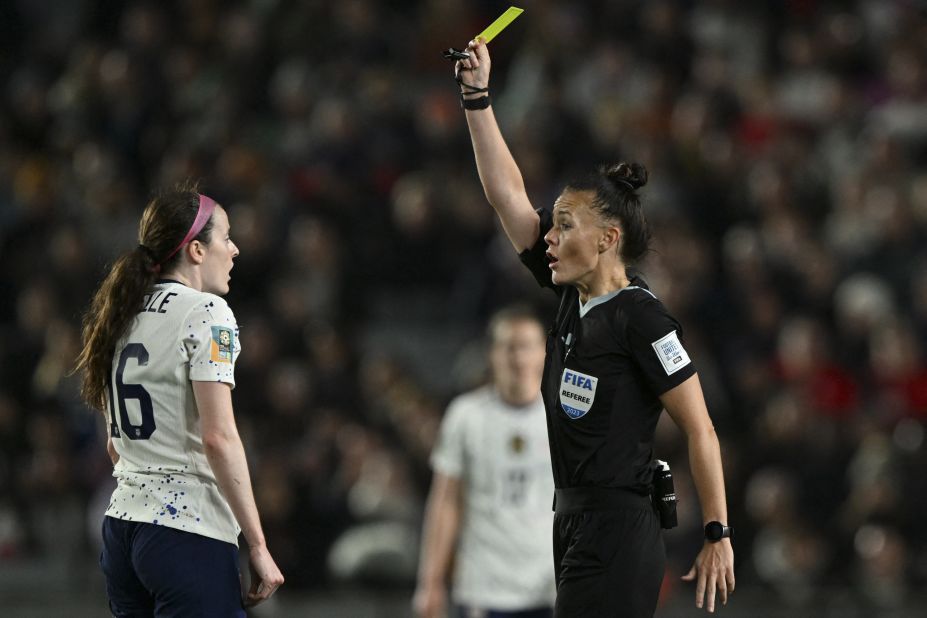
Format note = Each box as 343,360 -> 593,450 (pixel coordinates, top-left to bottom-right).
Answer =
518,207 -> 557,291
624,293 -> 696,396
184,296 -> 241,388
430,398 -> 467,478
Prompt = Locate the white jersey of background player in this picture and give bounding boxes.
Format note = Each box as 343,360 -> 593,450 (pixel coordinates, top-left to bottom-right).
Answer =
414,307 -> 556,617
104,282 -> 242,544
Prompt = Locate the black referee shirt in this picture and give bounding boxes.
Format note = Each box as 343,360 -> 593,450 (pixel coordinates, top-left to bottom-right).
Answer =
519,208 -> 696,494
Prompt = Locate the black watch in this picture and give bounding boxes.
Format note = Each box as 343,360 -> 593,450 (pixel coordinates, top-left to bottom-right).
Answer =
704,521 -> 732,542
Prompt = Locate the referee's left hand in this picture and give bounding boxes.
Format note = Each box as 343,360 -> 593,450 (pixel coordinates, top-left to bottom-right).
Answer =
682,538 -> 734,612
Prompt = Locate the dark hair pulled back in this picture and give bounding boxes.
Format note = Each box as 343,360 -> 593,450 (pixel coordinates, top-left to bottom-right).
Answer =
75,179 -> 215,412
566,162 -> 651,264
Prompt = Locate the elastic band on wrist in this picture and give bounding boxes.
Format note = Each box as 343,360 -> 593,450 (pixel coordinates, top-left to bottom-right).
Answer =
459,83 -> 489,95
455,74 -> 489,96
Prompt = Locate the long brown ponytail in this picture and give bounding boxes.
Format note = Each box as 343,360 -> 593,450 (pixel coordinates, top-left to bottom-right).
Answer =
75,180 -> 214,412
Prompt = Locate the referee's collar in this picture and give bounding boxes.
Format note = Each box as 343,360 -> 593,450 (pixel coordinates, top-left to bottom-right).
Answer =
577,285 -> 656,318
578,289 -> 622,318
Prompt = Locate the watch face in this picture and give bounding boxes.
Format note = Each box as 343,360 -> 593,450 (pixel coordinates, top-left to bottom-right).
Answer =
705,521 -> 724,540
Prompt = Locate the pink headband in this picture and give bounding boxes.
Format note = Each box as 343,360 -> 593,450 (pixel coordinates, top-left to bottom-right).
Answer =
160,194 -> 217,266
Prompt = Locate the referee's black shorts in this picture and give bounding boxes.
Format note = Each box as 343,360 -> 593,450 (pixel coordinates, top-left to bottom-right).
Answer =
552,487 -> 665,618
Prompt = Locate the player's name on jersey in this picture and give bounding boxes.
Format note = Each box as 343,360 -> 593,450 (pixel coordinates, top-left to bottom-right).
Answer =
142,290 -> 178,314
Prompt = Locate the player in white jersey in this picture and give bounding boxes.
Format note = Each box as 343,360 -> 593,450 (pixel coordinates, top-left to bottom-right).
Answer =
76,182 -> 283,616
414,307 -> 556,618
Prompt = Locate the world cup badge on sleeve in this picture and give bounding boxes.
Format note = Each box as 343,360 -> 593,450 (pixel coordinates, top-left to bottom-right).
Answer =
651,330 -> 691,375
210,326 -> 235,363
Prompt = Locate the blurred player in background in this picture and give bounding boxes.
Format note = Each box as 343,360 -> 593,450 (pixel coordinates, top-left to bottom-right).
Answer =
75,181 -> 283,616
414,306 -> 556,618
454,38 -> 734,617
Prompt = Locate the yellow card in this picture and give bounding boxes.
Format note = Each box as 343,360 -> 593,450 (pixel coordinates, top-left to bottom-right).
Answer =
475,6 -> 524,44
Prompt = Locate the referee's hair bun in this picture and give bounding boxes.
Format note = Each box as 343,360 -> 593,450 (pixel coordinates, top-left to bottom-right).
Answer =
605,162 -> 648,191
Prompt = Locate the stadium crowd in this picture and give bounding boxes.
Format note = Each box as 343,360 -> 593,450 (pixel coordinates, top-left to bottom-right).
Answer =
1,0 -> 926,613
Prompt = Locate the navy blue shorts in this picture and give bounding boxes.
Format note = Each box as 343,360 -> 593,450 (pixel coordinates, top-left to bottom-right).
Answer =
453,606 -> 553,618
101,516 -> 245,617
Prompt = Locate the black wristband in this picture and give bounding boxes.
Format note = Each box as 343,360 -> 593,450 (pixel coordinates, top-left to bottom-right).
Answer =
461,95 -> 491,110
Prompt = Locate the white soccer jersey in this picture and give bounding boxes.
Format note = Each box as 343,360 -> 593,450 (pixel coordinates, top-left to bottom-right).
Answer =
104,280 -> 242,545
431,386 -> 556,610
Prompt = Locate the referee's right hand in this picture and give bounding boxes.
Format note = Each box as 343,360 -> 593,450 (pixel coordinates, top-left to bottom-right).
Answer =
455,37 -> 491,92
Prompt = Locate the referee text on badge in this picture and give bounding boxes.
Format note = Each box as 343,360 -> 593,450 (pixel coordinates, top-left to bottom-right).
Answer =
559,369 -> 599,419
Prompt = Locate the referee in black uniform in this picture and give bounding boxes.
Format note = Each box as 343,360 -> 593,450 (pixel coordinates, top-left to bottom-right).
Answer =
454,39 -> 735,616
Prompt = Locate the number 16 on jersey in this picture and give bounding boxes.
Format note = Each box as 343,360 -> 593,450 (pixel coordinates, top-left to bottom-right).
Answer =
108,344 -> 157,440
